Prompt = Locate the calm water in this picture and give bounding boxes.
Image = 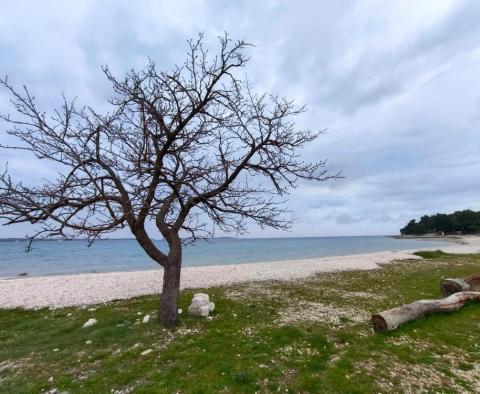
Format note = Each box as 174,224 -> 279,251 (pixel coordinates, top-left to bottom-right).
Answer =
0,236 -> 450,278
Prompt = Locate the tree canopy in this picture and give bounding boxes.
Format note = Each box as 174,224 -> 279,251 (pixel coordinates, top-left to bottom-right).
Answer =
0,34 -> 336,325
400,210 -> 480,235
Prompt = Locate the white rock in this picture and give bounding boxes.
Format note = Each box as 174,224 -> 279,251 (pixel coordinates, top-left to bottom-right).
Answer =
137,312 -> 142,315
178,308 -> 183,314
192,293 -> 209,304
48,376 -> 54,382
82,318 -> 97,328
85,340 -> 92,345
67,313 -> 72,317
142,314 -> 150,324
140,349 -> 153,356
188,303 -> 207,316
53,348 -> 59,352
188,293 -> 214,317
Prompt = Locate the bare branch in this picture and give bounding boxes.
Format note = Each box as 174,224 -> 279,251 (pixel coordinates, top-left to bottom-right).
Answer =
0,34 -> 338,263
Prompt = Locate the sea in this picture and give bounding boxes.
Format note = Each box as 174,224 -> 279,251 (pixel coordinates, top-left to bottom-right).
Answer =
0,236 -> 450,278
0,236 -> 452,278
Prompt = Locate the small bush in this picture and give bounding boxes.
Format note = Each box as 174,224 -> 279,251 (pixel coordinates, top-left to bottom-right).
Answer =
413,250 -> 448,259
233,371 -> 252,384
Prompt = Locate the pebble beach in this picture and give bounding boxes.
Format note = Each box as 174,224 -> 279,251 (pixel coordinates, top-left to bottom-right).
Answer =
1,236 -> 479,310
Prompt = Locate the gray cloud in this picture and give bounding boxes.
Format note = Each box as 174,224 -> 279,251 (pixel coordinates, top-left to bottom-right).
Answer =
0,0 -> 479,238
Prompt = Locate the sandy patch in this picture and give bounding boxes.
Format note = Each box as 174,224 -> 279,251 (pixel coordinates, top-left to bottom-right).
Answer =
276,300 -> 369,327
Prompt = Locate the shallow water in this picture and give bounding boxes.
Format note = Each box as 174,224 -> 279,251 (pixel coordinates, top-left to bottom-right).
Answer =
0,236 -> 450,278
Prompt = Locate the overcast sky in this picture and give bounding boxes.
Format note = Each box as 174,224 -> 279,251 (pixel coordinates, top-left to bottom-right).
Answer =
1,0 -> 479,238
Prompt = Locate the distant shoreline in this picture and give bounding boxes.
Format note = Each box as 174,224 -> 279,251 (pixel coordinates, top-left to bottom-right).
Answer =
390,234 -> 466,243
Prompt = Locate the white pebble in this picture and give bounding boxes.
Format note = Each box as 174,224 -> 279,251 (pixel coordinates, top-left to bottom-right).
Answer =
142,314 -> 150,324
140,349 -> 153,356
85,340 -> 92,345
178,309 -> 183,314
82,318 -> 97,328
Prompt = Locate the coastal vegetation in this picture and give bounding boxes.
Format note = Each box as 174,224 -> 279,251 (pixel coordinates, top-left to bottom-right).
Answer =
2,252 -> 480,393
0,34 -> 336,326
400,210 -> 480,235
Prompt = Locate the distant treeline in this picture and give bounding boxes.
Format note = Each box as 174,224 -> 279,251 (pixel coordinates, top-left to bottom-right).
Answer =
400,210 -> 480,235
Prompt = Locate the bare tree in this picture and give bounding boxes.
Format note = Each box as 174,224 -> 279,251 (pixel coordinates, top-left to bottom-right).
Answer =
0,34 -> 337,325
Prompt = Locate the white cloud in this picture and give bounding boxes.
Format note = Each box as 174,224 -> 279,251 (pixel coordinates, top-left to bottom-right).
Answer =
1,0 -> 479,237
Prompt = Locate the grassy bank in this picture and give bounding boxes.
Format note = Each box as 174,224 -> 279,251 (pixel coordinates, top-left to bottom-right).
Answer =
1,253 -> 480,393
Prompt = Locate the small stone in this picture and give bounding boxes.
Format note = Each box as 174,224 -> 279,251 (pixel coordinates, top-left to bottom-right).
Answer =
140,349 -> 153,356
82,318 -> 97,328
178,308 -> 183,314
137,312 -> 142,315
48,376 -> 54,382
85,340 -> 92,345
67,313 -> 72,317
53,348 -> 59,352
87,308 -> 96,312
142,314 -> 150,324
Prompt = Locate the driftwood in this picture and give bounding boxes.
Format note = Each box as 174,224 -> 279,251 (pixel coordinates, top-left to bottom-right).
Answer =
371,291 -> 480,333
441,273 -> 480,296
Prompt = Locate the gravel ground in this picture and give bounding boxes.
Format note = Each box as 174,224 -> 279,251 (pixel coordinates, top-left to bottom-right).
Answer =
1,236 -> 478,309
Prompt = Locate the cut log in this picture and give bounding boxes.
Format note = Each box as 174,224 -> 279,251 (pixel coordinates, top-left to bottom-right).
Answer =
371,291 -> 480,333
441,273 -> 480,296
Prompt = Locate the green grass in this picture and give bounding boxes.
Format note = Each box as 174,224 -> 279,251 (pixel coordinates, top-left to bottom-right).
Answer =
413,249 -> 450,259
1,253 -> 480,393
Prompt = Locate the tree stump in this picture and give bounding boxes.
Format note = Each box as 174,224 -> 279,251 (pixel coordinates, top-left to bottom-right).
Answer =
371,291 -> 480,333
441,273 -> 480,296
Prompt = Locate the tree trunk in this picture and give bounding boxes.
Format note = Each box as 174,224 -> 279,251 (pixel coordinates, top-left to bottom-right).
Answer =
159,261 -> 182,326
441,273 -> 480,296
371,291 -> 480,333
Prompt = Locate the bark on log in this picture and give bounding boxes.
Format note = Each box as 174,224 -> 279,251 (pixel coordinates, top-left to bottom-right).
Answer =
371,291 -> 480,333
441,273 -> 480,296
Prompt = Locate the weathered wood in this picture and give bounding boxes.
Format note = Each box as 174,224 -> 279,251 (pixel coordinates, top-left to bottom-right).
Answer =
371,291 -> 480,333
441,273 -> 480,296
